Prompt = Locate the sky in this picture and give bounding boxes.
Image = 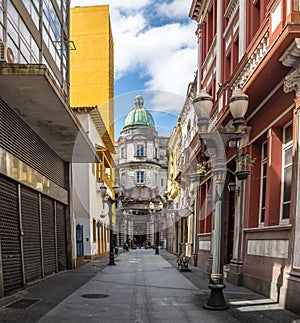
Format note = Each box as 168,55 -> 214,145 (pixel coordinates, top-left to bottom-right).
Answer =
70,0 -> 197,137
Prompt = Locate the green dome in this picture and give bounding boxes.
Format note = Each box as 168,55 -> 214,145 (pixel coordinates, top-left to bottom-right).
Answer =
124,95 -> 155,128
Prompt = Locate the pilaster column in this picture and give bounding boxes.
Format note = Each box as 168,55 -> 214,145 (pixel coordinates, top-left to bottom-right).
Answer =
283,68 -> 300,272
228,178 -> 246,285
239,0 -> 247,60
211,165 -> 226,279
216,0 -> 223,91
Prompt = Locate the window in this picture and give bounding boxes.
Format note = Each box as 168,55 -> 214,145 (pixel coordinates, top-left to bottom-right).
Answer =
154,147 -> 158,159
282,123 -> 293,220
136,171 -> 144,184
121,173 -> 126,186
121,147 -> 126,158
161,178 -> 164,187
93,219 -> 96,242
259,141 -> 267,223
136,144 -> 144,156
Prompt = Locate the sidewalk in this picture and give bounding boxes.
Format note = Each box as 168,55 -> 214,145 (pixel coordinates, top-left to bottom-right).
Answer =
0,249 -> 299,322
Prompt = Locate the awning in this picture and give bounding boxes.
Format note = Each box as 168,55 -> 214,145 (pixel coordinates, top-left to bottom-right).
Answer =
0,63 -> 98,162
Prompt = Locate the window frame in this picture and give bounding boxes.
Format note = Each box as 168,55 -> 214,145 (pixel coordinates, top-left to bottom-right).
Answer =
259,140 -> 268,225
136,144 -> 145,157
280,122 -> 293,223
136,171 -> 145,184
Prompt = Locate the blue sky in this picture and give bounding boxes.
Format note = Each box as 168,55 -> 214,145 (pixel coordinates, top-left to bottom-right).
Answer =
70,0 -> 197,138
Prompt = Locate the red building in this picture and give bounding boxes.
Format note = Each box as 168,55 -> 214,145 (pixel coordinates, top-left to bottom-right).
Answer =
190,0 -> 300,314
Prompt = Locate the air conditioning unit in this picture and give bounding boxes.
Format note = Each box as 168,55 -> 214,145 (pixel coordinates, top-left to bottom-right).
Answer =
0,41 -> 15,63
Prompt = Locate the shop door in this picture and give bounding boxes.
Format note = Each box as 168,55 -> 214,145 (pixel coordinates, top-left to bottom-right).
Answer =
56,202 -> 67,271
21,186 -> 42,282
0,176 -> 23,294
41,195 -> 56,276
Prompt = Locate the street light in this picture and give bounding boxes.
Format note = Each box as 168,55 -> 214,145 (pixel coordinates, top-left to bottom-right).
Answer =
149,201 -> 163,255
193,87 -> 249,311
99,183 -> 121,265
123,210 -> 131,248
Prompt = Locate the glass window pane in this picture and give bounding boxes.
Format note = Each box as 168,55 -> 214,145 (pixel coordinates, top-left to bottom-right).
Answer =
285,147 -> 292,165
263,142 -> 268,159
263,163 -> 267,176
260,209 -> 265,223
282,203 -> 290,219
283,166 -> 292,202
261,179 -> 266,208
285,124 -> 293,143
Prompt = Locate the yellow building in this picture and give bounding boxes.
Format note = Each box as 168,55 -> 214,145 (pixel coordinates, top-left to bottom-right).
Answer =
70,5 -> 115,262
70,5 -> 114,144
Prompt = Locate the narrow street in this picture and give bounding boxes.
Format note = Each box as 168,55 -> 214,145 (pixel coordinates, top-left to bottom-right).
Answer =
0,249 -> 298,323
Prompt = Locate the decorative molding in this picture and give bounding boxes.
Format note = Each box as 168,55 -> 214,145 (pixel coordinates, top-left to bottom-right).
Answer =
279,38 -> 300,67
233,31 -> 269,90
247,239 -> 289,259
199,240 -> 211,250
202,36 -> 217,83
283,67 -> 300,94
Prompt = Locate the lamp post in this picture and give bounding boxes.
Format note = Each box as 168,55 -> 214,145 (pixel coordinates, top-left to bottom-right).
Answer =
100,183 -> 121,265
193,87 -> 249,310
149,201 -> 163,255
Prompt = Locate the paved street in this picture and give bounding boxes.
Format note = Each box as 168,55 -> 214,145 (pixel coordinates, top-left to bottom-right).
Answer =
0,249 -> 299,323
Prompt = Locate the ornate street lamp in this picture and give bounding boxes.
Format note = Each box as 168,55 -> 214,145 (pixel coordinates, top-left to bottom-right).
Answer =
100,183 -> 122,265
149,201 -> 163,255
193,87 -> 249,311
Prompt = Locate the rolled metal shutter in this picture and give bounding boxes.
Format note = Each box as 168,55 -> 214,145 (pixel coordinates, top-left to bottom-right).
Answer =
41,195 -> 56,276
21,186 -> 42,283
0,176 -> 23,294
0,98 -> 66,188
56,202 -> 67,271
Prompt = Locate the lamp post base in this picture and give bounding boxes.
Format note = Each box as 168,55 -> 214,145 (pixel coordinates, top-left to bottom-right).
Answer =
108,253 -> 116,265
203,283 -> 229,311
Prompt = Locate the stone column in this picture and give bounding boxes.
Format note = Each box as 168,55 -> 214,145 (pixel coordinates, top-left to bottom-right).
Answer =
280,42 -> 300,311
228,178 -> 246,285
204,164 -> 229,310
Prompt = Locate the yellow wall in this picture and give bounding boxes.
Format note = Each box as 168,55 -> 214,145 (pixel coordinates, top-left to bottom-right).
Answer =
70,5 -> 114,147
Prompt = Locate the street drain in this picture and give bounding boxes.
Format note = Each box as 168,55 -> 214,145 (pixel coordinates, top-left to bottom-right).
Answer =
81,293 -> 109,299
5,298 -> 40,309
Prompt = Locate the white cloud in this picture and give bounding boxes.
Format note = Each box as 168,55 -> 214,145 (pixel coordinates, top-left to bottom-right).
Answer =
154,1 -> 191,19
70,0 -> 197,113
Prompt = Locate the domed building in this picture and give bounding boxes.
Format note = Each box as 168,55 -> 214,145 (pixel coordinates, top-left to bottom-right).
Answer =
115,95 -> 169,248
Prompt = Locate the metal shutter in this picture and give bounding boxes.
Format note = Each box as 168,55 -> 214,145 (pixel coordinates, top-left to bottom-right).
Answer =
0,176 -> 23,294
21,186 -> 42,283
56,202 -> 67,271
41,195 -> 56,276
0,98 -> 66,188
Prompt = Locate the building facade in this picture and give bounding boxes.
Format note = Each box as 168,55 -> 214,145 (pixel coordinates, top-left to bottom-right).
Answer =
166,76 -> 200,259
115,95 -> 169,248
70,5 -> 114,143
70,5 -> 115,263
0,0 -> 96,297
189,0 -> 300,314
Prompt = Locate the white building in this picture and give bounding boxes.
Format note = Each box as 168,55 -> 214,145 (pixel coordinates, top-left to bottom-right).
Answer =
72,107 -> 115,263
115,95 -> 169,247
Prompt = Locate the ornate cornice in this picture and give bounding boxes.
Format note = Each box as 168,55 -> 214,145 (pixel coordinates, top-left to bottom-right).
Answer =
279,38 -> 300,68
283,67 -> 300,94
